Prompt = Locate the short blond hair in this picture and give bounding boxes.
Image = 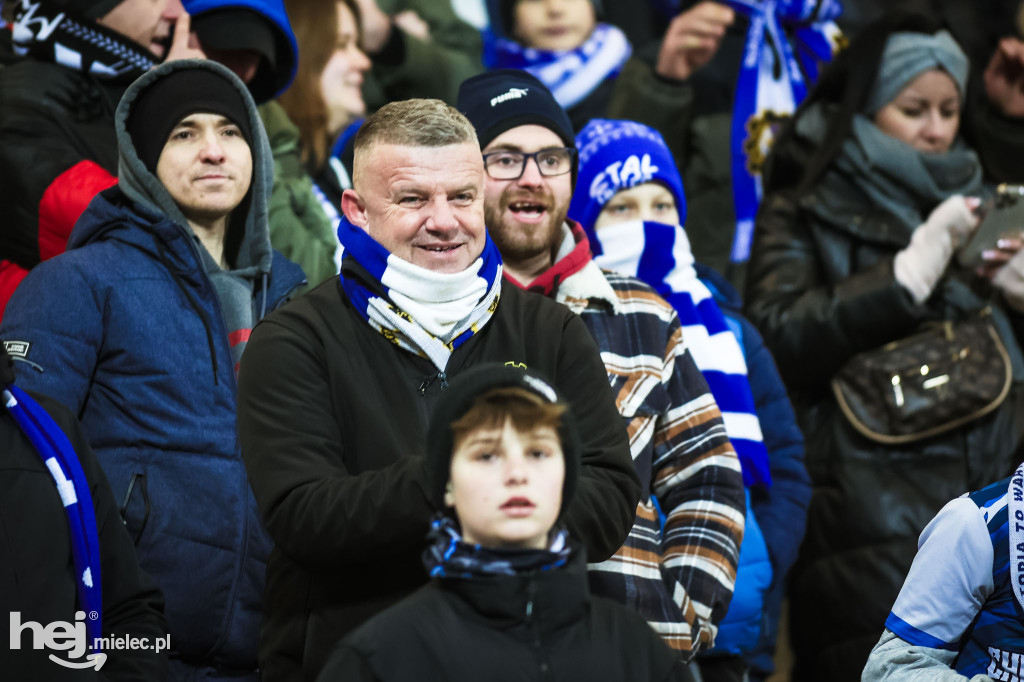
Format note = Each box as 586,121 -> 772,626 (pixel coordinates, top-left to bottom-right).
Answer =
352,99 -> 478,186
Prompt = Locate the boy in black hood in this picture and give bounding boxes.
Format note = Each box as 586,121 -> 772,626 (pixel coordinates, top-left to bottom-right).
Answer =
316,364 -> 689,682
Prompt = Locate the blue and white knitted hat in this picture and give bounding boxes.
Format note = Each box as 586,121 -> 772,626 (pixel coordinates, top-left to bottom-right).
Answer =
570,118 -> 687,239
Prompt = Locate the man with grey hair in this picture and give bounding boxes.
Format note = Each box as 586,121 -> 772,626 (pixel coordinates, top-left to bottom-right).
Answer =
236,98 -> 641,681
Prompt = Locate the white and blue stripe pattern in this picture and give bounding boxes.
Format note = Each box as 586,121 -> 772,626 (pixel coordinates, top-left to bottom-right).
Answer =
720,0 -> 843,265
3,384 -> 103,649
490,23 -> 632,111
337,217 -> 502,373
592,220 -> 770,487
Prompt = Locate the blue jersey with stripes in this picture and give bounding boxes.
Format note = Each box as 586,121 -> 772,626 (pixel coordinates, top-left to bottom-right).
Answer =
884,474 -> 1024,680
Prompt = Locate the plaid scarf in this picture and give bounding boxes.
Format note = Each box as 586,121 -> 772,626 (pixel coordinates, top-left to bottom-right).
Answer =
422,515 -> 571,578
337,217 -> 502,373
490,23 -> 632,111
3,383 -> 103,651
11,0 -> 155,81
591,220 -> 771,487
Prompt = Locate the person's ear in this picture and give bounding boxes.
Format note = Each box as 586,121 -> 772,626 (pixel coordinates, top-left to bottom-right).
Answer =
443,480 -> 455,508
341,189 -> 369,230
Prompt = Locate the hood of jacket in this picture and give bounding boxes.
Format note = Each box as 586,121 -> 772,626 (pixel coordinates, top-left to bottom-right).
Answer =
90,59 -> 275,279
182,0 -> 298,99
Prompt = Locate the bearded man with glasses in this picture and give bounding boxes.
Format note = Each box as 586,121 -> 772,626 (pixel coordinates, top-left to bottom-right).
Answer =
459,69 -> 746,667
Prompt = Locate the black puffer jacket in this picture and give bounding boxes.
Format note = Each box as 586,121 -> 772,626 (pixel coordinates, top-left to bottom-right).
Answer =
315,546 -> 686,682
0,59 -> 123,270
744,127 -> 1024,681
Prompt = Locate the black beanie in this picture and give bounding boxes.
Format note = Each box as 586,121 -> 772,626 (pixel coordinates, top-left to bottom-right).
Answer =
127,67 -> 254,173
457,69 -> 576,151
425,363 -> 580,520
190,8 -> 284,104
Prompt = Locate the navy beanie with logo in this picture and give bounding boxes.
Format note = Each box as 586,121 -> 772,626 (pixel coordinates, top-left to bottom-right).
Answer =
458,69 -> 576,151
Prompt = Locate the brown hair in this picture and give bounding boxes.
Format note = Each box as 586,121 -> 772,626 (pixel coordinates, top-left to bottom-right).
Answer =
450,387 -> 566,448
278,0 -> 360,170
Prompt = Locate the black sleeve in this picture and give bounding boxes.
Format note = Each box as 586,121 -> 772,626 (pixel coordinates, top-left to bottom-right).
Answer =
314,642 -> 382,682
236,317 -> 435,569
554,313 -> 642,561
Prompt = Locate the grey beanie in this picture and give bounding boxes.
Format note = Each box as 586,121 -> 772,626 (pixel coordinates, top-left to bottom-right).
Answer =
865,30 -> 970,114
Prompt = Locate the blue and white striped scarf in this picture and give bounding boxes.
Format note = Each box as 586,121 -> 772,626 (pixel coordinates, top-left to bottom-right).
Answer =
590,220 -> 771,487
3,384 -> 103,651
489,22 -> 632,111
422,515 -> 571,578
337,218 -> 503,373
722,0 -> 843,266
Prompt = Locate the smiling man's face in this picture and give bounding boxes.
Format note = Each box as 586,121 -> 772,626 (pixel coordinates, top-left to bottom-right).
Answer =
341,142 -> 487,273
482,125 -> 572,272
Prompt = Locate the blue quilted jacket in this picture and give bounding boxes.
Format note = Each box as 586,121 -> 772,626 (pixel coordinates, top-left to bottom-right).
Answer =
698,264 -> 810,671
0,61 -> 305,678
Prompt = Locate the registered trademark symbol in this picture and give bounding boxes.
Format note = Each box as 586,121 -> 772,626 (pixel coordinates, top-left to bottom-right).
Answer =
89,611 -> 99,620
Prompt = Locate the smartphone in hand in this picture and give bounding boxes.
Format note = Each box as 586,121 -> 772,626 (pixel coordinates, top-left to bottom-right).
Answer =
957,184 -> 1024,269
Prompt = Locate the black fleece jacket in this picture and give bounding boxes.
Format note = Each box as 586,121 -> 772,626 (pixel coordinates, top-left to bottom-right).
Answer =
237,278 -> 640,681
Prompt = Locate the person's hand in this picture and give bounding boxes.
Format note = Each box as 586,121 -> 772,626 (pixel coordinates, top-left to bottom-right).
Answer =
992,243 -> 1024,311
655,2 -> 734,81
894,195 -> 981,304
162,12 -> 207,62
393,10 -> 430,41
353,0 -> 392,54
976,233 -> 1024,280
984,37 -> 1024,118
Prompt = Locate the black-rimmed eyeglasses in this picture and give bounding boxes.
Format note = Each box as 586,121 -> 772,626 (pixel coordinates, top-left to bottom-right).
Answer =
482,148 -> 576,180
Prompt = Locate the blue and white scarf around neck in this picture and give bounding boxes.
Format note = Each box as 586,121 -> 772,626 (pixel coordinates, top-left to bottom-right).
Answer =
490,23 -> 632,111
3,383 -> 103,652
422,515 -> 572,578
590,220 -> 771,487
337,218 -> 503,374
722,0 -> 843,266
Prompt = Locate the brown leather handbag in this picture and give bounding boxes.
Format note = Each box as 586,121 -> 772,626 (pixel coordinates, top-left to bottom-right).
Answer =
831,309 -> 1012,444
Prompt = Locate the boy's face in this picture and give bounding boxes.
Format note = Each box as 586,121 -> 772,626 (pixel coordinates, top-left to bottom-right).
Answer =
513,0 -> 596,52
445,417 -> 564,550
594,182 -> 680,230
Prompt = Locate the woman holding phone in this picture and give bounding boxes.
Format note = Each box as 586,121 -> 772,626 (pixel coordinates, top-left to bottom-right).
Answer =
744,11 -> 1024,682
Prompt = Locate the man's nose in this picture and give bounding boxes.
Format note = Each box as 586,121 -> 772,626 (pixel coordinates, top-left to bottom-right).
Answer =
426,196 -> 459,231
199,133 -> 226,162
517,156 -> 545,188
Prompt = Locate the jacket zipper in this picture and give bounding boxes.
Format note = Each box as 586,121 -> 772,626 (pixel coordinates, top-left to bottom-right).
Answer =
524,579 -> 551,680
